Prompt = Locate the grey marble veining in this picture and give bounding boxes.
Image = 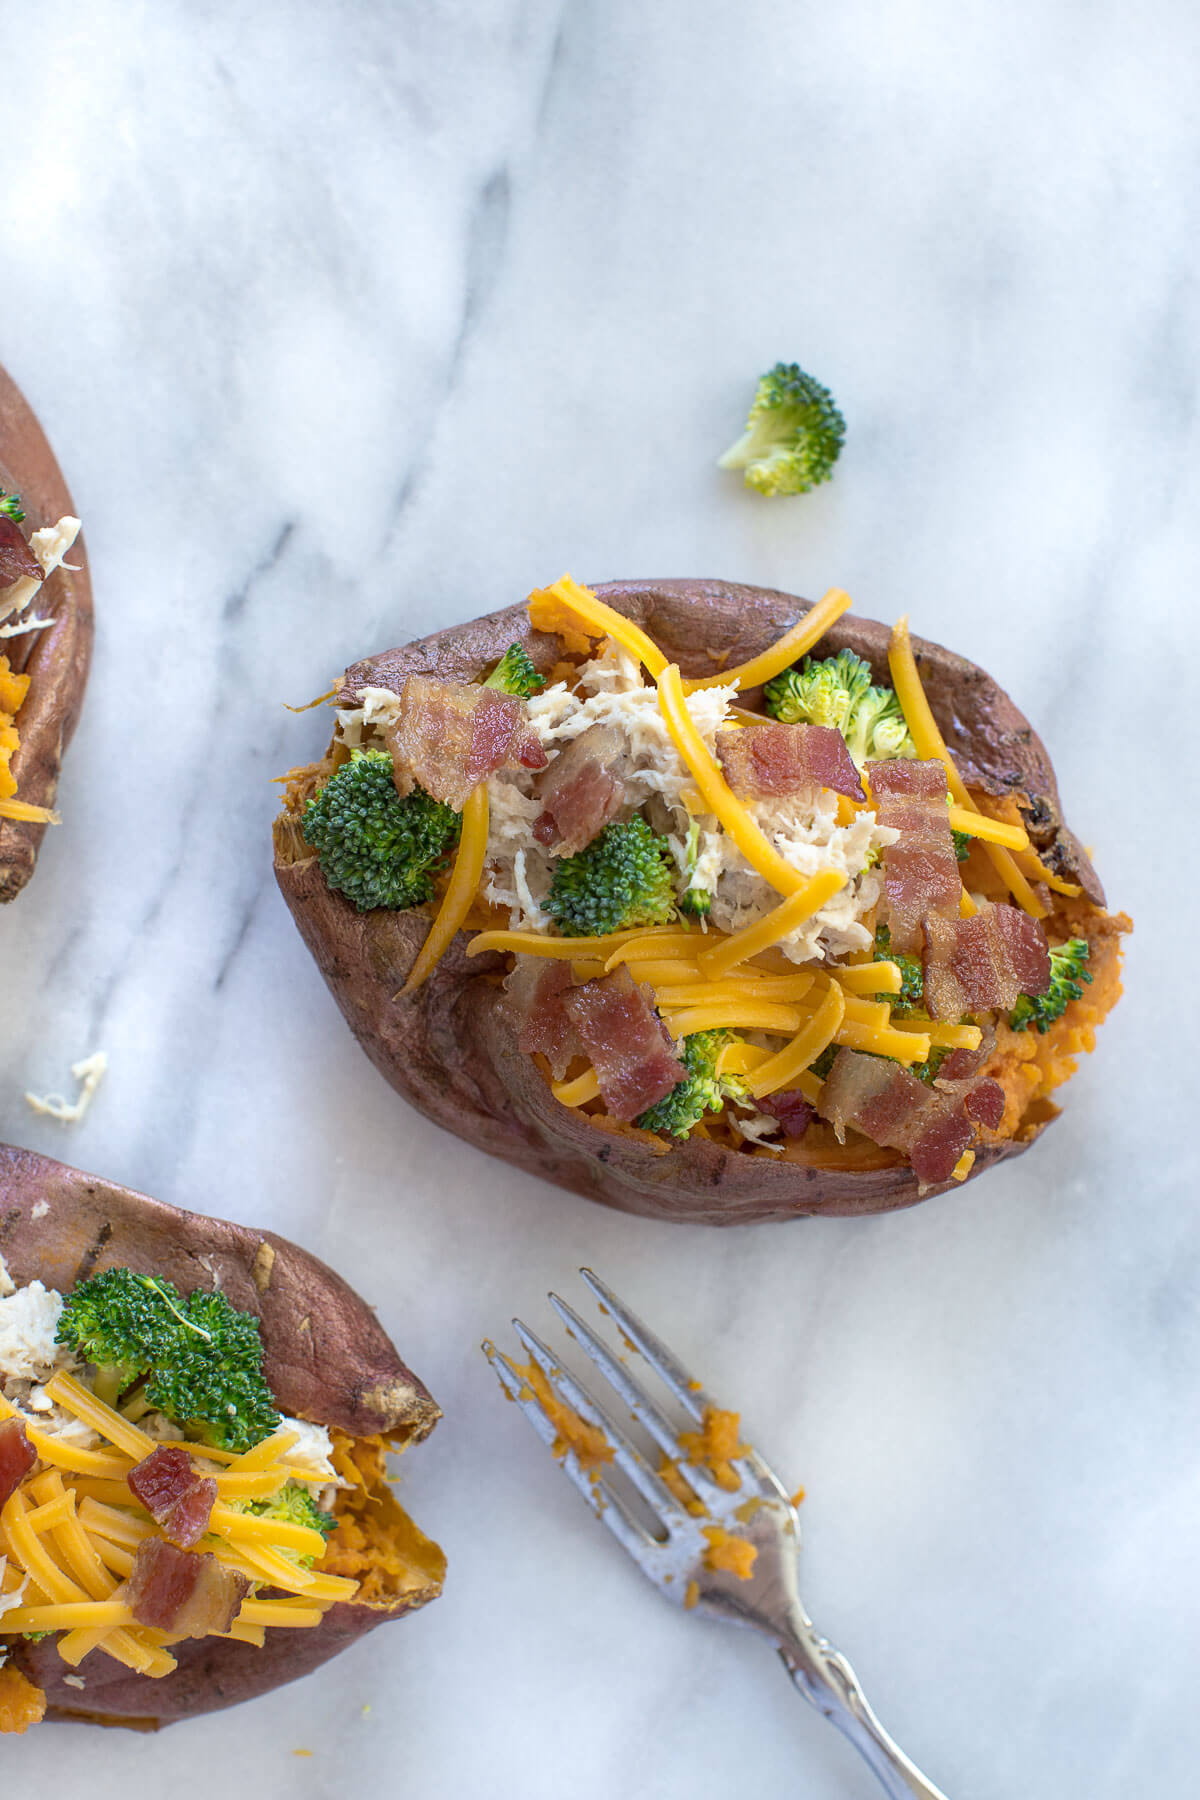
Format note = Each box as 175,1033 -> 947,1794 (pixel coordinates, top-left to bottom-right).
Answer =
0,2 -> 1196,1794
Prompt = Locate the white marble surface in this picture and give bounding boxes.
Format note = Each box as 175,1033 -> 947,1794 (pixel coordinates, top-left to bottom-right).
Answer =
0,1 -> 1194,1792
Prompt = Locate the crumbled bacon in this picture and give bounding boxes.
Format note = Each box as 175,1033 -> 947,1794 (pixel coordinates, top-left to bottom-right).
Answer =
0,517 -> 43,589
561,967 -> 686,1121
756,1090 -> 815,1138
866,758 -> 961,952
0,1418 -> 36,1510
717,722 -> 865,802
127,1445 -> 217,1549
121,1539 -> 248,1638
922,902 -> 1051,1020
386,675 -> 547,811
505,957 -> 581,1079
531,724 -> 627,855
817,1048 -> 997,1184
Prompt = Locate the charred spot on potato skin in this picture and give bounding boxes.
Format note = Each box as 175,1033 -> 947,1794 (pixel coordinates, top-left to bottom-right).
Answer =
73,1220 -> 113,1284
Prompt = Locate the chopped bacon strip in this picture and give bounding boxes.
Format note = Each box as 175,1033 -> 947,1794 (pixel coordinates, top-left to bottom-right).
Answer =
122,1539 -> 248,1639
717,722 -> 865,802
531,724 -> 627,855
866,758 -> 961,952
0,517 -> 43,589
756,1089 -> 815,1138
386,675 -> 546,811
127,1445 -> 217,1549
817,1048 -> 998,1184
922,902 -> 1051,1020
561,967 -> 686,1121
0,1418 -> 36,1510
505,956 -> 581,1079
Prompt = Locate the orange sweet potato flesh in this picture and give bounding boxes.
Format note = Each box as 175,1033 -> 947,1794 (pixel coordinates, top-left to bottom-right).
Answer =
0,365 -> 93,902
274,579 -> 1118,1226
0,1144 -> 443,1726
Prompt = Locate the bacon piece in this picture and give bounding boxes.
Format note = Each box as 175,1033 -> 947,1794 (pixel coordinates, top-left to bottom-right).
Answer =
386,675 -> 547,811
866,758 -> 961,952
122,1539 -> 248,1638
817,1048 -> 990,1184
561,967 -> 686,1121
505,956 -> 581,1080
922,902 -> 1051,1020
531,724 -> 627,855
0,1418 -> 36,1509
756,1089 -> 815,1138
127,1445 -> 217,1549
716,723 -> 865,802
0,517 -> 43,589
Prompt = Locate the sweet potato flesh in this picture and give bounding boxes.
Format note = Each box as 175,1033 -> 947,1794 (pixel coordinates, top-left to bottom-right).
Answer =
325,1432 -> 446,1608
0,1664 -> 47,1733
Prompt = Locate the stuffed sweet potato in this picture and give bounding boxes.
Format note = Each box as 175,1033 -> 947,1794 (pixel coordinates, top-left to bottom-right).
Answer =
0,1144 -> 443,1730
0,365 -> 92,903
274,577 -> 1128,1226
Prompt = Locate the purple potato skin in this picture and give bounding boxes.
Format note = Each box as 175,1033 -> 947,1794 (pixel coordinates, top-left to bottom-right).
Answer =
0,365 -> 93,902
0,1144 -> 443,1725
275,581 -> 1103,1226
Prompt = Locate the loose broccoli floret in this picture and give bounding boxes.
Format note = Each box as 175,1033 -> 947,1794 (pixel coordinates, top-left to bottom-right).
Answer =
717,363 -> 845,497
1009,938 -> 1092,1034
951,829 -> 972,863
764,648 -> 916,766
57,1270 -> 280,1453
546,816 -> 677,937
678,819 -> 712,919
874,924 -> 924,1013
484,643 -> 544,698
637,1031 -> 747,1138
0,488 -> 25,523
303,750 -> 461,913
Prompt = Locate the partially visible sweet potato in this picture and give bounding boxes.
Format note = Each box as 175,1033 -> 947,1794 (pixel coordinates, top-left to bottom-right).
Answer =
274,580 -> 1116,1225
0,365 -> 93,902
0,1144 -> 443,1725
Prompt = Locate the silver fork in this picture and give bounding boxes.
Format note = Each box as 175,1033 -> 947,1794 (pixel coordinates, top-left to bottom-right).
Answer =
483,1269 -> 950,1800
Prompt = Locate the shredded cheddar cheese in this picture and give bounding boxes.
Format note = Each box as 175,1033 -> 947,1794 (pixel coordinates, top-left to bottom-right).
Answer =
682,587 -> 852,693
528,576 -> 668,677
402,782 -> 490,992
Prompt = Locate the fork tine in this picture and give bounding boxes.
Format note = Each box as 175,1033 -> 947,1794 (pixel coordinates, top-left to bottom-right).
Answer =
511,1319 -> 684,1526
579,1269 -> 714,1422
545,1292 -> 726,1506
482,1340 -> 655,1560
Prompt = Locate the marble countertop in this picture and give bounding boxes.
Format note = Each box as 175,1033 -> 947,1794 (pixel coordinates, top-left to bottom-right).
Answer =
1,2 -> 1193,1793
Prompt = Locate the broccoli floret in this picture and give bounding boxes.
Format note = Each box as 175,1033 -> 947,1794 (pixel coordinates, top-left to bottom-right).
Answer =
546,816 -> 677,937
874,924 -> 924,1014
764,649 -> 916,766
56,1268 -> 181,1404
244,1483 -> 336,1537
303,750 -> 460,913
717,363 -> 845,497
1009,938 -> 1092,1035
637,1031 -> 747,1138
227,1481 -> 336,1569
678,819 -> 711,919
951,829 -> 972,863
483,644 -> 544,698
57,1270 -> 280,1453
0,488 -> 25,523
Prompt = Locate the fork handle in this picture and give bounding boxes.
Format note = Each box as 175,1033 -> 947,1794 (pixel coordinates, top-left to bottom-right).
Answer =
778,1625 -> 950,1799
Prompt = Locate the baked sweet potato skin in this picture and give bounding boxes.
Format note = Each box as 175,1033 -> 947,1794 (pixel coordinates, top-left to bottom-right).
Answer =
275,580 -> 1101,1225
0,1143 -> 442,1724
0,366 -> 93,903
